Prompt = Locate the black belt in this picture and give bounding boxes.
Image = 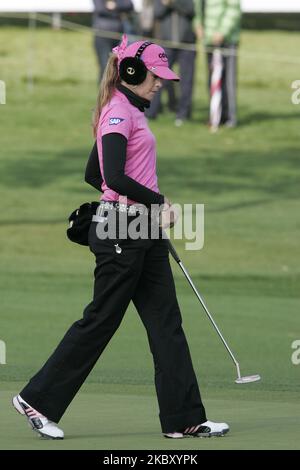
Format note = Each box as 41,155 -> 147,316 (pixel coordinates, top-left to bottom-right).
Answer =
92,201 -> 150,222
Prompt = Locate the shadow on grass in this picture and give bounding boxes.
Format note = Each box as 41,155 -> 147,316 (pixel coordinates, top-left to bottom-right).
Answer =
0,147 -> 88,188
1,146 -> 299,209
0,218 -> 67,225
157,147 -> 300,203
238,111 -> 299,127
66,431 -> 156,440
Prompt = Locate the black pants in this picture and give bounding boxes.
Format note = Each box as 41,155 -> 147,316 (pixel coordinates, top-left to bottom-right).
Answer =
20,218 -> 206,433
146,48 -> 196,120
207,45 -> 238,125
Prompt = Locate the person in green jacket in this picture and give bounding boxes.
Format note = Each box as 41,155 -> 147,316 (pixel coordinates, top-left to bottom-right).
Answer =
195,0 -> 241,127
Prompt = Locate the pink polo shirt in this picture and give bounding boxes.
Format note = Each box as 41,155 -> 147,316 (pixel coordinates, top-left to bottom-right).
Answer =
96,89 -> 160,206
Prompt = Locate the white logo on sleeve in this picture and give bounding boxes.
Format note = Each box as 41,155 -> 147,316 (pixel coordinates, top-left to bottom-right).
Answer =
109,117 -> 125,125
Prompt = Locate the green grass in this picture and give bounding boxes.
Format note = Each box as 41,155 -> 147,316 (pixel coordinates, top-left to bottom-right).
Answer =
0,27 -> 300,450
2,384 -> 300,450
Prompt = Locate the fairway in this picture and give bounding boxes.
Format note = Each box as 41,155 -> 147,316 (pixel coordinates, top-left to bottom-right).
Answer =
0,26 -> 300,450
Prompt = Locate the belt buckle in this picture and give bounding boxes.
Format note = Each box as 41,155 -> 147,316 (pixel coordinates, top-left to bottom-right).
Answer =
118,203 -> 127,213
94,203 -> 107,222
128,205 -> 137,216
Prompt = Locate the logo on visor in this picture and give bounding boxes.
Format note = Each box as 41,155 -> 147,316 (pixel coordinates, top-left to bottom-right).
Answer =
159,52 -> 168,62
109,118 -> 125,125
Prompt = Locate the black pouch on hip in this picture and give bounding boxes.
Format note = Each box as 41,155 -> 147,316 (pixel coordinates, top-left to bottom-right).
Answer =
66,201 -> 99,246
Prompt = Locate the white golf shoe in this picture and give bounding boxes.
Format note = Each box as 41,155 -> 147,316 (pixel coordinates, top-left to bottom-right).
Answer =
12,395 -> 64,439
164,420 -> 229,438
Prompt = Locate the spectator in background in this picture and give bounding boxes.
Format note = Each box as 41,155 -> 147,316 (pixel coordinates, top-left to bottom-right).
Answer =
93,0 -> 134,81
195,0 -> 241,127
138,0 -> 155,37
146,0 -> 196,126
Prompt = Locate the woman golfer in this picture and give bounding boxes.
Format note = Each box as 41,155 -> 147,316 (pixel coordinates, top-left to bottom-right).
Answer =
13,35 -> 229,440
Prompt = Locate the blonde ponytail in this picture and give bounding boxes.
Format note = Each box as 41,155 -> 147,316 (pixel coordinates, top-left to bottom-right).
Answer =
92,54 -> 120,138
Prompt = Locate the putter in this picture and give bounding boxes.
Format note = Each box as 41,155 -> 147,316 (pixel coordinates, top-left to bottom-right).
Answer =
166,238 -> 261,385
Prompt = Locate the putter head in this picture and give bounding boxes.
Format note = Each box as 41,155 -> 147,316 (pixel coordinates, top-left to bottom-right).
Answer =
235,374 -> 261,384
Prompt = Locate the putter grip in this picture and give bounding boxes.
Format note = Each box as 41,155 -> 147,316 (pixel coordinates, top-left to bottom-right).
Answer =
166,239 -> 181,264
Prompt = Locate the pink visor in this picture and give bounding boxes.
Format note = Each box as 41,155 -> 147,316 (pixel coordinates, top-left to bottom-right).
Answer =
114,37 -> 180,82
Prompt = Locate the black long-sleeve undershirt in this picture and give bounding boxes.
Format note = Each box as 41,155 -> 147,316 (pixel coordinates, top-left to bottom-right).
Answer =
84,134 -> 165,207
85,141 -> 103,192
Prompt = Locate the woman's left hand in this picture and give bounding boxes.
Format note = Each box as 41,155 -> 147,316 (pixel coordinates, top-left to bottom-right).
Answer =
159,204 -> 179,229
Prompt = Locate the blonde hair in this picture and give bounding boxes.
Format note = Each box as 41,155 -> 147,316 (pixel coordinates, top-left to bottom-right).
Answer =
92,54 -> 120,138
